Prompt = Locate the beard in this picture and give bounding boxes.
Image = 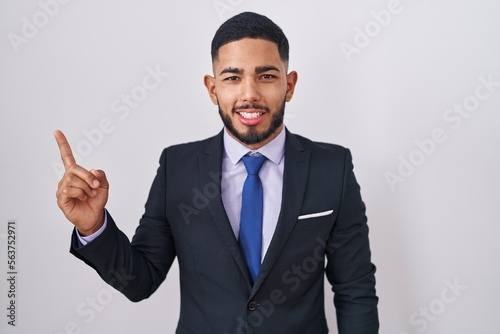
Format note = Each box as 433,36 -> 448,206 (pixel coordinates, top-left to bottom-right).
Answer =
218,98 -> 286,146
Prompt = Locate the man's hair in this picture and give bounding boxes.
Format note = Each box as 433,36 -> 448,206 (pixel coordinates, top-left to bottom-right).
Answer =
211,12 -> 289,63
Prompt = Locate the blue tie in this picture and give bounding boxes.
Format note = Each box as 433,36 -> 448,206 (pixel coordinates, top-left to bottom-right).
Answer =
239,154 -> 267,283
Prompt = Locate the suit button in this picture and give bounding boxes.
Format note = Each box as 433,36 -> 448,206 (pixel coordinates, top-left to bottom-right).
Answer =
248,301 -> 257,311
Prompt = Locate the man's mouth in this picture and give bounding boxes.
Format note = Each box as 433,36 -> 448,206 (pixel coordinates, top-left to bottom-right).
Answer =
238,111 -> 264,119
235,109 -> 267,126
233,104 -> 269,125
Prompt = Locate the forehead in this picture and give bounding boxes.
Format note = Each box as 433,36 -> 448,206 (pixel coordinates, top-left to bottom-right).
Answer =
214,38 -> 284,70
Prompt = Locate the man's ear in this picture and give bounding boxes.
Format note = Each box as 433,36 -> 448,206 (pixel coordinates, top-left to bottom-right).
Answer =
204,75 -> 218,105
285,71 -> 298,102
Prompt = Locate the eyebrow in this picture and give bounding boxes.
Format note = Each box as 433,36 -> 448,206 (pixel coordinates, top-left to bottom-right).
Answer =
219,66 -> 281,76
220,67 -> 242,75
255,66 -> 280,74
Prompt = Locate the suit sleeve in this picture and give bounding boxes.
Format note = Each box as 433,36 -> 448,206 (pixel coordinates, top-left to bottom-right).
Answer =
69,149 -> 176,302
324,149 -> 379,333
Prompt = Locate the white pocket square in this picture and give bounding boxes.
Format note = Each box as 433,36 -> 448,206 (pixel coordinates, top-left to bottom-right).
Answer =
298,210 -> 334,220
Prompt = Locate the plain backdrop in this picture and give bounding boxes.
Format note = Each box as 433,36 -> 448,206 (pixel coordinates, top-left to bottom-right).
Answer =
1,1 -> 499,333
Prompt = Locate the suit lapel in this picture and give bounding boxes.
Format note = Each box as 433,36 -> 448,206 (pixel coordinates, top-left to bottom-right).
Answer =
198,131 -> 253,286
252,130 -> 311,293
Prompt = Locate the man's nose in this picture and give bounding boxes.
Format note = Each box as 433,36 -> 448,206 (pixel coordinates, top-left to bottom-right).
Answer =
239,79 -> 261,103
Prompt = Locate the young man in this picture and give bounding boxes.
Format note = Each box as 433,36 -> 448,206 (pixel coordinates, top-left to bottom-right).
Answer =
55,12 -> 379,334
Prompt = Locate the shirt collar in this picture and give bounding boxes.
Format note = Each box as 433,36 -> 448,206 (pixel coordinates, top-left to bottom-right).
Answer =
223,127 -> 286,166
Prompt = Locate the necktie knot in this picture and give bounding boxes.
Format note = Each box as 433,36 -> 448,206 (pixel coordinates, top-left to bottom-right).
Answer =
242,155 -> 266,175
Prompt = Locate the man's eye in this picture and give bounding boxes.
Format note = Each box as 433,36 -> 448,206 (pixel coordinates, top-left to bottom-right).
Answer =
261,74 -> 275,80
224,76 -> 239,81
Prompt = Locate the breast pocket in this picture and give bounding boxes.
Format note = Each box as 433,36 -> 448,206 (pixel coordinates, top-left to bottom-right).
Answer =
295,209 -> 334,229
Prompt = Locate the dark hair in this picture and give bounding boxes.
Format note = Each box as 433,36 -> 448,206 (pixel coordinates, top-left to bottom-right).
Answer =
211,12 -> 289,63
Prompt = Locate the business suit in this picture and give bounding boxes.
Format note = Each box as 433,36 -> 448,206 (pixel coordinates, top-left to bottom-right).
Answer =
70,128 -> 379,333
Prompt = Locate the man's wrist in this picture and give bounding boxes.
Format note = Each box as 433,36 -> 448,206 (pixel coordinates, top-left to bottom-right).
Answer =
76,210 -> 108,246
77,211 -> 105,236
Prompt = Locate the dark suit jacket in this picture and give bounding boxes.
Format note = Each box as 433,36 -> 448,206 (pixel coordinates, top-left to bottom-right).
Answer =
70,129 -> 379,334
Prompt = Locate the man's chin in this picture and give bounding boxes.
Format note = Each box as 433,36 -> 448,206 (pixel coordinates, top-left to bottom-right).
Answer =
229,130 -> 267,146
229,125 -> 282,146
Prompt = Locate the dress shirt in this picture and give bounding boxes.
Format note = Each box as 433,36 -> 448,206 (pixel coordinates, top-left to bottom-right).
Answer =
78,127 -> 286,258
77,211 -> 107,246
221,127 -> 285,260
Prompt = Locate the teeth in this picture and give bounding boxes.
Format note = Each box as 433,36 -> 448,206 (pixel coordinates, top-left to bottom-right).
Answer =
239,112 -> 262,119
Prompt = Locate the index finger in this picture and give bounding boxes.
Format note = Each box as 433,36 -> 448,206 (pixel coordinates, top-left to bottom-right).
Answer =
54,130 -> 76,170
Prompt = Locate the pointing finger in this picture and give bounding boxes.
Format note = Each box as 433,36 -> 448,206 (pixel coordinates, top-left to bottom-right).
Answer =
54,130 -> 76,170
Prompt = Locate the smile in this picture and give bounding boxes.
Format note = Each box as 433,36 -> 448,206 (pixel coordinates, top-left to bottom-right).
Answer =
238,112 -> 263,119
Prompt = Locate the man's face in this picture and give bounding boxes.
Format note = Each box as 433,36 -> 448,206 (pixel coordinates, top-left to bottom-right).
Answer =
205,38 -> 297,149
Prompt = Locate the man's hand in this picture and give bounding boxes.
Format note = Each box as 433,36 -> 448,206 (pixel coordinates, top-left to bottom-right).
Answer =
54,130 -> 109,236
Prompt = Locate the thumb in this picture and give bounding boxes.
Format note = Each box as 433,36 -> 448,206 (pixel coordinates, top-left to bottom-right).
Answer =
90,169 -> 109,189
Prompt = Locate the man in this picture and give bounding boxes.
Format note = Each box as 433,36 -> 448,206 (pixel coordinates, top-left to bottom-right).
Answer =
55,12 -> 379,334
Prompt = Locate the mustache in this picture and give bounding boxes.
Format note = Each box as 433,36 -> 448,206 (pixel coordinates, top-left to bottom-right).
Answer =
233,104 -> 270,112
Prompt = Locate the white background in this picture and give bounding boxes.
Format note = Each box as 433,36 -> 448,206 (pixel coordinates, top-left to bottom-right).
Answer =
1,0 -> 499,333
